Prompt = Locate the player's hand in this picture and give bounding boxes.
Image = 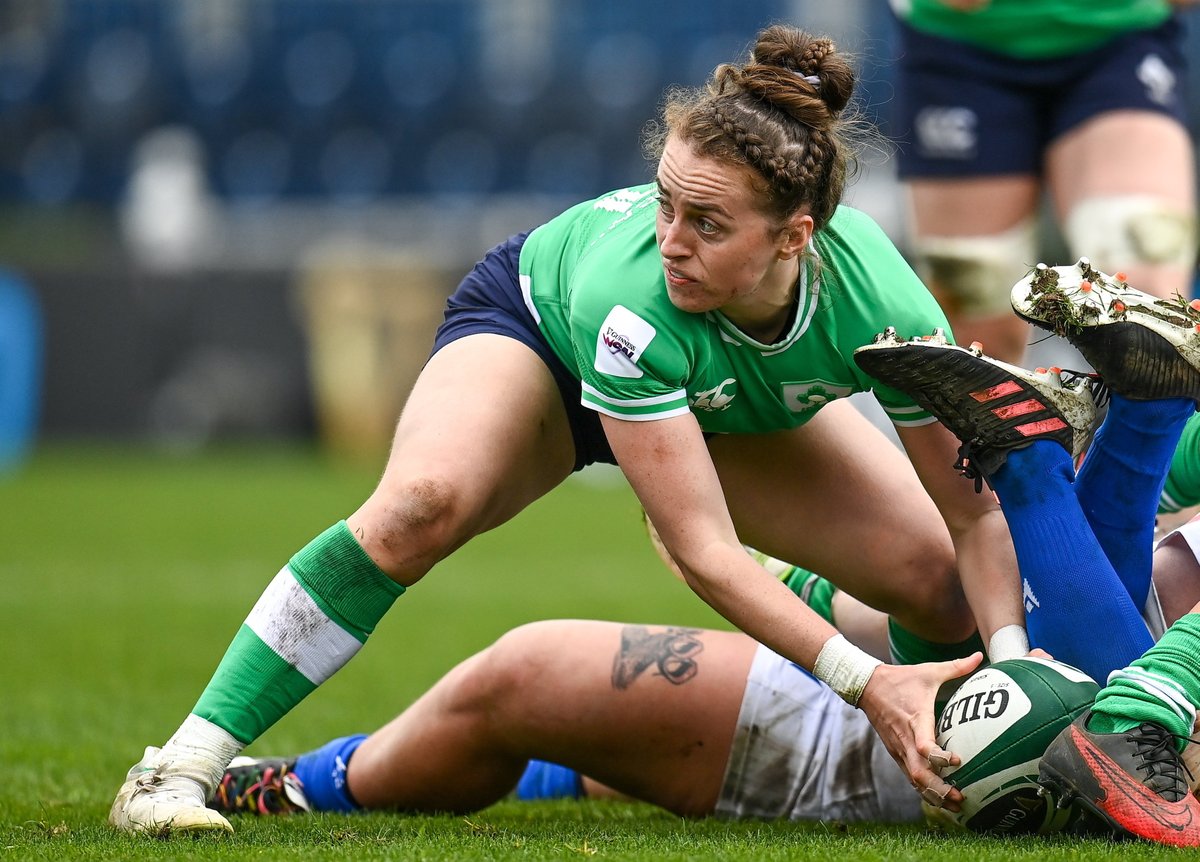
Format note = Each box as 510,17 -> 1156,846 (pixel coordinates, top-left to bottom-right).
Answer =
856,652 -> 984,811
1027,647 -> 1053,660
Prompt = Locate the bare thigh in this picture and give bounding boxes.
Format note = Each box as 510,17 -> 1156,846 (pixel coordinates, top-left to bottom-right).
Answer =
906,176 -> 1041,360
349,620 -> 756,817
708,400 -> 960,622
1047,111 -> 1195,210
1153,533 -> 1200,626
1047,111 -> 1196,298
347,334 -> 578,583
907,175 -> 1040,237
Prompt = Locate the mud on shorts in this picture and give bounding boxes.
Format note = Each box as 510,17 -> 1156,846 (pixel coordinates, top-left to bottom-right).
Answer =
894,16 -> 1189,178
430,232 -> 616,471
715,644 -> 922,823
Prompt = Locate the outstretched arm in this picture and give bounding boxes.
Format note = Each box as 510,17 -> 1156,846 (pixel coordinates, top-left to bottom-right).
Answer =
643,510 -> 892,660
601,411 -> 980,807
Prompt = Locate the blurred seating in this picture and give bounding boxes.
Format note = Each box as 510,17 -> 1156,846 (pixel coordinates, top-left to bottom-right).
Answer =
1,0 -> 894,204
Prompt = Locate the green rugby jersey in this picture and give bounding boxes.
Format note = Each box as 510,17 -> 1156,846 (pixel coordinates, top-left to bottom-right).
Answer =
892,0 -> 1171,59
518,184 -> 950,434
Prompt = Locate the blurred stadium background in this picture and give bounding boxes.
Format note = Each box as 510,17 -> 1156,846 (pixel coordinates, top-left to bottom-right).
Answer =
0,0 -> 1198,467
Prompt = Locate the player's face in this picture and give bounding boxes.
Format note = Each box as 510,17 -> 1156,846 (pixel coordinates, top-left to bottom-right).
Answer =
655,136 -> 811,330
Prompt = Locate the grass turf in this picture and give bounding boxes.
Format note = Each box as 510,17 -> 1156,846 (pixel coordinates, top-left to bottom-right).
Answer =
0,445 -> 1183,860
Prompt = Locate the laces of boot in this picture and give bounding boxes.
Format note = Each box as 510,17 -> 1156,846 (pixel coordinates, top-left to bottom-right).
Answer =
218,766 -> 285,812
1058,369 -> 1110,410
1131,724 -> 1197,801
953,442 -> 985,494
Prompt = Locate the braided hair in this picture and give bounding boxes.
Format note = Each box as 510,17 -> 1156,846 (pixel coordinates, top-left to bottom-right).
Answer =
646,25 -> 861,231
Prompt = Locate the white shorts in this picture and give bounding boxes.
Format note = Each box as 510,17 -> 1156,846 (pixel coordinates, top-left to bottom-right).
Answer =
715,644 -> 922,823
1158,514 -> 1200,561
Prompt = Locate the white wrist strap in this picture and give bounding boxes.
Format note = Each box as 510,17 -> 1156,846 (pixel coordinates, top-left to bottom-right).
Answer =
813,633 -> 882,706
987,624 -> 1029,663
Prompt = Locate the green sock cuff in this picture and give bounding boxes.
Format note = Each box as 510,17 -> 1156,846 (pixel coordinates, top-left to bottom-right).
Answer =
289,521 -> 405,639
1091,613 -> 1200,749
1161,413 -> 1200,513
1084,710 -> 1143,738
888,619 -> 985,666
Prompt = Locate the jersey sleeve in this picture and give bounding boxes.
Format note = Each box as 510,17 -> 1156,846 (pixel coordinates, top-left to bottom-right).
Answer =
573,302 -> 693,421
821,207 -> 953,428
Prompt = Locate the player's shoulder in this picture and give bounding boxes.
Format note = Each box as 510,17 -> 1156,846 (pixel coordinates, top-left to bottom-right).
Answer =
566,183 -> 660,244
526,184 -> 658,253
823,205 -> 893,245
813,206 -> 916,298
811,207 -> 948,339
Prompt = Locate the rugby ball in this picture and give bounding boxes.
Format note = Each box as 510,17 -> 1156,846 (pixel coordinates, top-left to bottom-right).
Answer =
932,657 -> 1099,835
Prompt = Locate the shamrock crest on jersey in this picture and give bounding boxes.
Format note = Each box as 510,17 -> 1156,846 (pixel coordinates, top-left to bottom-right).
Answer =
782,380 -> 853,416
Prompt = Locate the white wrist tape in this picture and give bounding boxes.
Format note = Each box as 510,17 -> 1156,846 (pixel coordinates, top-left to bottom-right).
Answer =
987,624 -> 1029,663
813,633 -> 882,706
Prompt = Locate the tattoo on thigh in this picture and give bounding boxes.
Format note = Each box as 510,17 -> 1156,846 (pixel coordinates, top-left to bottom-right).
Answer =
612,626 -> 704,689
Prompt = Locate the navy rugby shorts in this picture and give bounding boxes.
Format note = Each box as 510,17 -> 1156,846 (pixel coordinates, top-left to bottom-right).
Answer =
893,16 -> 1189,178
430,232 -> 617,471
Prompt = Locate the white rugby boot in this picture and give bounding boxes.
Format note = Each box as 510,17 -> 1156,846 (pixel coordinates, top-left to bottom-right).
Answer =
1012,259 -> 1200,404
109,746 -> 233,836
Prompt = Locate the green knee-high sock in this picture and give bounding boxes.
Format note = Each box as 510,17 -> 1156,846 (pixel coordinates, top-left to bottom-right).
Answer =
888,618 -> 985,666
1160,412 -> 1200,514
1088,613 -> 1200,750
746,548 -> 838,624
780,566 -> 837,625
192,521 -> 405,744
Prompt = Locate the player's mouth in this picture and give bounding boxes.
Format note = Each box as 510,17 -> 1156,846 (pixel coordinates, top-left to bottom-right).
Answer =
664,265 -> 696,287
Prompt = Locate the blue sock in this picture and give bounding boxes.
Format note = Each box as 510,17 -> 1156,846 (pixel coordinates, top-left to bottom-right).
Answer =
515,760 -> 583,801
988,442 -> 1152,682
1074,394 -> 1196,609
291,734 -> 368,812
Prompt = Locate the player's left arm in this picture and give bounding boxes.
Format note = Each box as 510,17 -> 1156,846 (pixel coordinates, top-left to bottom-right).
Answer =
897,420 -> 1027,660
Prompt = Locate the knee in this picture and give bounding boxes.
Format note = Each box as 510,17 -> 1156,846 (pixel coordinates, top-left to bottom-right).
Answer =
912,220 -> 1037,318
880,551 -> 975,639
1064,196 -> 1197,276
905,557 -> 969,615
477,622 -> 562,694
441,623 -> 554,721
357,474 -> 475,574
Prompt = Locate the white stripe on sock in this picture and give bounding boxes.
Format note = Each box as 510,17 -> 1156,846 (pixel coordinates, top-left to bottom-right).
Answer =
1160,489 -> 1184,513
1108,667 -> 1197,725
245,567 -> 363,685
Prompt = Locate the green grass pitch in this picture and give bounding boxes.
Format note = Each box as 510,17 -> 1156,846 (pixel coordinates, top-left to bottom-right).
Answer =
0,445 -> 1181,860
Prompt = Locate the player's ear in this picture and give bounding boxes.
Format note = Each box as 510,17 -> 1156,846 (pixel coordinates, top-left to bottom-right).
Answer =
779,213 -> 814,260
